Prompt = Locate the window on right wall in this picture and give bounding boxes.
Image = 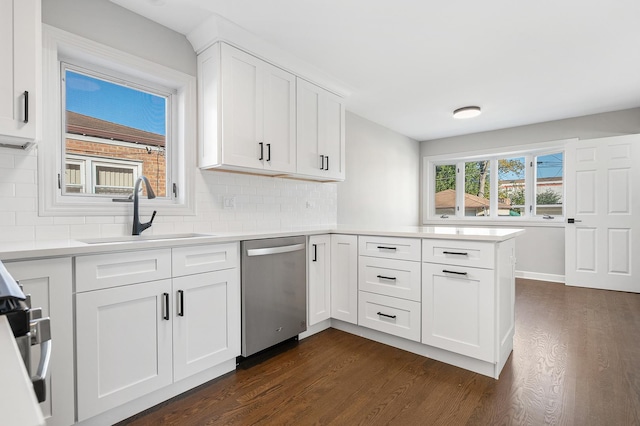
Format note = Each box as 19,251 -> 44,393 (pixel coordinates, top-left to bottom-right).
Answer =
427,145 -> 565,222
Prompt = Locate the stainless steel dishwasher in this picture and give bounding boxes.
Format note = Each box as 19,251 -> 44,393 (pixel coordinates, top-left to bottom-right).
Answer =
241,236 -> 307,357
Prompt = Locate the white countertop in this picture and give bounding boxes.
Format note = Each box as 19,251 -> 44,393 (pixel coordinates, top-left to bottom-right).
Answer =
0,317 -> 46,426
0,226 -> 524,261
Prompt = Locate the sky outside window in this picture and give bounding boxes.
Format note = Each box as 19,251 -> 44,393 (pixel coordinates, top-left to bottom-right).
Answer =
65,69 -> 167,135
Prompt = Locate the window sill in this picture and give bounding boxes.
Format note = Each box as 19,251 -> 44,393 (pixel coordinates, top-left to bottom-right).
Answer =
423,218 -> 566,228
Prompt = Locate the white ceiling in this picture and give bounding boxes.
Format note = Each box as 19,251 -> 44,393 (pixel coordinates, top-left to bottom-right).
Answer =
111,0 -> 640,141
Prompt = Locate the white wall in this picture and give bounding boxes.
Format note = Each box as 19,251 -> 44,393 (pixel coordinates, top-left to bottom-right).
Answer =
42,0 -> 197,76
338,112 -> 420,226
421,107 -> 640,281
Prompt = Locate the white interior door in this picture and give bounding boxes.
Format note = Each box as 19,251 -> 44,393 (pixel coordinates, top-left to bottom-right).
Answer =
565,135 -> 640,292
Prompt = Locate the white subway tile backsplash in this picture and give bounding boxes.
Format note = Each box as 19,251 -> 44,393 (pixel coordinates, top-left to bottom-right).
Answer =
0,150 -> 337,244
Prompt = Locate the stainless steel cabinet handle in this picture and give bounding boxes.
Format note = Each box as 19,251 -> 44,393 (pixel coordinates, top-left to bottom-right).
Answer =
247,243 -> 306,257
443,251 -> 468,256
377,246 -> 397,251
324,156 -> 329,171
266,143 -> 271,161
320,155 -> 325,170
312,244 -> 317,262
177,290 -> 184,317
30,317 -> 51,403
258,142 -> 264,160
377,312 -> 396,319
162,292 -> 170,320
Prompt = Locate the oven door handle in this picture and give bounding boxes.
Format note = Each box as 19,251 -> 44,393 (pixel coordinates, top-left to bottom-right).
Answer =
246,243 -> 306,257
30,317 -> 52,403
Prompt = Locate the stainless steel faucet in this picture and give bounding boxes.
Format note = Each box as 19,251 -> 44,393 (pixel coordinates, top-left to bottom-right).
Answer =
132,176 -> 157,235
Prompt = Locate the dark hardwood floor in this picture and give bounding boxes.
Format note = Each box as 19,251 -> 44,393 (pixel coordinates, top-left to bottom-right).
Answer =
120,279 -> 640,425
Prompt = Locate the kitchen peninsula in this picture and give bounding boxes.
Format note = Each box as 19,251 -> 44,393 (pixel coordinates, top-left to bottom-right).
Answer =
0,226 -> 522,426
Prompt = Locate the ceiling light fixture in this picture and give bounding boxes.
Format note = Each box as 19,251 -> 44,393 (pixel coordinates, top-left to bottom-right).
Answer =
453,106 -> 481,119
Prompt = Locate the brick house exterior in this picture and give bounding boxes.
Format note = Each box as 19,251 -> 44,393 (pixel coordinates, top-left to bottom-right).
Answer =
65,111 -> 167,197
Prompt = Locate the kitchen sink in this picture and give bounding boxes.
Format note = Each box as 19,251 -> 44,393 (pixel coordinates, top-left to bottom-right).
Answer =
79,233 -> 213,244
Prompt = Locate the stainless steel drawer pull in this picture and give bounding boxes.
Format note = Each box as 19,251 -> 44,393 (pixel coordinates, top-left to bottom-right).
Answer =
376,275 -> 397,281
377,246 -> 397,251
312,244 -> 317,262
443,269 -> 468,276
443,251 -> 468,256
377,312 -> 397,319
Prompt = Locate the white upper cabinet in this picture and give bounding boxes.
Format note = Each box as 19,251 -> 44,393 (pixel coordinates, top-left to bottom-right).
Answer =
198,42 -> 345,181
199,42 -> 296,174
0,0 -> 38,148
296,78 -> 346,181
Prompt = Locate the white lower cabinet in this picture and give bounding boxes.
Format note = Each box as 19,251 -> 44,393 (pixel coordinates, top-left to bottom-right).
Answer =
76,279 -> 174,421
330,234 -> 358,324
308,235 -> 331,326
173,269 -> 240,381
421,263 -> 495,362
75,243 -> 240,421
4,258 -> 74,426
358,291 -> 421,342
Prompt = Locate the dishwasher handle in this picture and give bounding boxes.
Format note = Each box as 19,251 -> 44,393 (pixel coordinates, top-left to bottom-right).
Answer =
246,243 -> 306,257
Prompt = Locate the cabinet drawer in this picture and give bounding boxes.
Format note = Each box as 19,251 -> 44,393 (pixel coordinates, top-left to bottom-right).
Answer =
358,291 -> 421,342
172,243 -> 239,277
76,249 -> 172,292
422,239 -> 494,269
358,257 -> 421,302
359,236 -> 421,261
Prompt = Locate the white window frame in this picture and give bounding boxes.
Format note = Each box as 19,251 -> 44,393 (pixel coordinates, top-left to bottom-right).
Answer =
39,25 -> 196,216
65,154 -> 142,196
423,139 -> 572,225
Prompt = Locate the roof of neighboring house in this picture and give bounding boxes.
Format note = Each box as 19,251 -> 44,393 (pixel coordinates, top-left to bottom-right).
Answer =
66,111 -> 165,147
435,189 -> 510,209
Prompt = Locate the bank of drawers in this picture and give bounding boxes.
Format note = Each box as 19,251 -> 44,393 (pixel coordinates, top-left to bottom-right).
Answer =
358,236 -> 421,342
75,243 -> 238,292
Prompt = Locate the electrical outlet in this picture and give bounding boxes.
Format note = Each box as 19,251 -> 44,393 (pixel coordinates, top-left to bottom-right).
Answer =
223,196 -> 236,210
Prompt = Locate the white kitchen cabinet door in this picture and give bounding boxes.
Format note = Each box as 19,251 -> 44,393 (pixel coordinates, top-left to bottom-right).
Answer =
422,263 -> 495,362
76,280 -> 173,421
296,78 -> 345,181
308,235 -> 331,326
262,63 -> 296,173
330,234 -> 358,324
173,268 -> 240,382
5,258 -> 73,426
215,43 -> 296,173
0,0 -> 38,146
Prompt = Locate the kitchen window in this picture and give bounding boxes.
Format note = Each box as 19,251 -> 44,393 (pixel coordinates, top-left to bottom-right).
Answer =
39,26 -> 196,216
425,143 -> 565,223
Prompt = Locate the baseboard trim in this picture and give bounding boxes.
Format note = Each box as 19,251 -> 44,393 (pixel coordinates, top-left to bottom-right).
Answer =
515,270 -> 565,283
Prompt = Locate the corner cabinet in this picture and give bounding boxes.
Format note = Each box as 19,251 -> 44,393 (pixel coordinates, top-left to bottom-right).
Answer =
198,42 -> 296,174
296,78 -> 346,181
4,258 -> 74,426
197,42 -> 345,181
75,243 -> 240,421
0,0 -> 39,148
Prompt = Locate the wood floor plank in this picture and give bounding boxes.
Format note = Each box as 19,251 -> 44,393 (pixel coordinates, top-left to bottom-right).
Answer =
119,279 -> 640,426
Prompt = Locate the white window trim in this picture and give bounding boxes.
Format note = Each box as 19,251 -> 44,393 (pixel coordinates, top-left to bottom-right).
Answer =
39,25 -> 196,216
422,139 -> 575,226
